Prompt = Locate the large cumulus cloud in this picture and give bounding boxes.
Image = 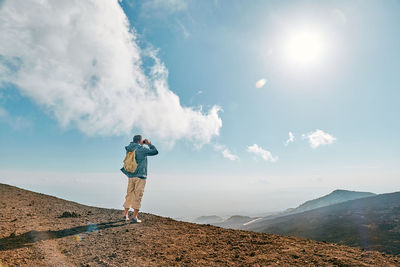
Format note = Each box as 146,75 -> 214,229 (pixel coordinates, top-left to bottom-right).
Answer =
0,0 -> 222,144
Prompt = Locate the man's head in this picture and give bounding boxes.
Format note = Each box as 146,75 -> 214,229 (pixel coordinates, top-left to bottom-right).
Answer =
133,135 -> 142,144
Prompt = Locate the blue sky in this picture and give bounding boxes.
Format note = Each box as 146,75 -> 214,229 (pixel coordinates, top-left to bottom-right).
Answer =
1,0 -> 399,219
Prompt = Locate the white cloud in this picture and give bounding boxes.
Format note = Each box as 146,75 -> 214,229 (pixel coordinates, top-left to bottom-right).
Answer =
176,19 -> 190,39
0,0 -> 221,145
255,79 -> 267,88
303,129 -> 336,148
247,144 -> 278,162
214,144 -> 239,161
285,131 -> 295,146
222,149 -> 239,161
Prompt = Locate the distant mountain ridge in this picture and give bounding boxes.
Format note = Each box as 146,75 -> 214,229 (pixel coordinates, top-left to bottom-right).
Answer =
192,215 -> 224,224
290,189 -> 376,214
243,191 -> 400,255
198,189 -> 376,229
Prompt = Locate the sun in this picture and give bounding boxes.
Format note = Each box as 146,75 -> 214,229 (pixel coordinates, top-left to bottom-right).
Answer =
282,28 -> 326,69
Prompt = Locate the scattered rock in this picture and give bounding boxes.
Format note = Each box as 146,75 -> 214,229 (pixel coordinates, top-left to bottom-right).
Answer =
108,253 -> 117,259
59,211 -> 80,218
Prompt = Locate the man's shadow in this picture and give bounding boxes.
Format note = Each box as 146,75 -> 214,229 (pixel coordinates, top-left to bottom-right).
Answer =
0,220 -> 127,251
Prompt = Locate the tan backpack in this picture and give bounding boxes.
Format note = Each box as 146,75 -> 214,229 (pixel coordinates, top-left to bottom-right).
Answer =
123,149 -> 138,173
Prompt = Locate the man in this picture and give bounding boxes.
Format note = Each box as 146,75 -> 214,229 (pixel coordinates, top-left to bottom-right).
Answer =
121,134 -> 158,223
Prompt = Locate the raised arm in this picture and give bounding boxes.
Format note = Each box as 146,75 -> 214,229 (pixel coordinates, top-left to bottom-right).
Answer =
142,143 -> 158,156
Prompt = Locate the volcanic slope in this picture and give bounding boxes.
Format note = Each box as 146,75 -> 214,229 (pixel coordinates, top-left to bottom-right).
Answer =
243,192 -> 400,255
213,189 -> 376,230
1,184 -> 399,266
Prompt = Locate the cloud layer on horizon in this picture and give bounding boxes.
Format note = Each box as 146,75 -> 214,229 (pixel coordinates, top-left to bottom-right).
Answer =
0,0 -> 221,145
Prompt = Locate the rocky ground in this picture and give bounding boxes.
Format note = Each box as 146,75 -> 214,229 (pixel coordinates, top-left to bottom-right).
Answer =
1,183 -> 399,266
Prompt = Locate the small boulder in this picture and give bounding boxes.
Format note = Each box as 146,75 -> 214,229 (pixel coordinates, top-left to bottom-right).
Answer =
59,211 -> 79,218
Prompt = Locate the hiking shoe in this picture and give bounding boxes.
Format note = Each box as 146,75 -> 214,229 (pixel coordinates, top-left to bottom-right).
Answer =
124,216 -> 130,222
131,217 -> 142,223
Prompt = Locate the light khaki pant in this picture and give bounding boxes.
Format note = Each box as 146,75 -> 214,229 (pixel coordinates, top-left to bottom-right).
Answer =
123,177 -> 146,210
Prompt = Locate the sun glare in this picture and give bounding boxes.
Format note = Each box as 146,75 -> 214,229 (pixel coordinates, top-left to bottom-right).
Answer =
283,29 -> 326,69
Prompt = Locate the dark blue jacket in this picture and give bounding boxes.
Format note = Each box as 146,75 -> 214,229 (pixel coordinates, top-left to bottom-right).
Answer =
121,142 -> 158,179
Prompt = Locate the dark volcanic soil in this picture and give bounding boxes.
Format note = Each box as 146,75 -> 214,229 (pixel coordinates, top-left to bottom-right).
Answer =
1,184 -> 399,266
